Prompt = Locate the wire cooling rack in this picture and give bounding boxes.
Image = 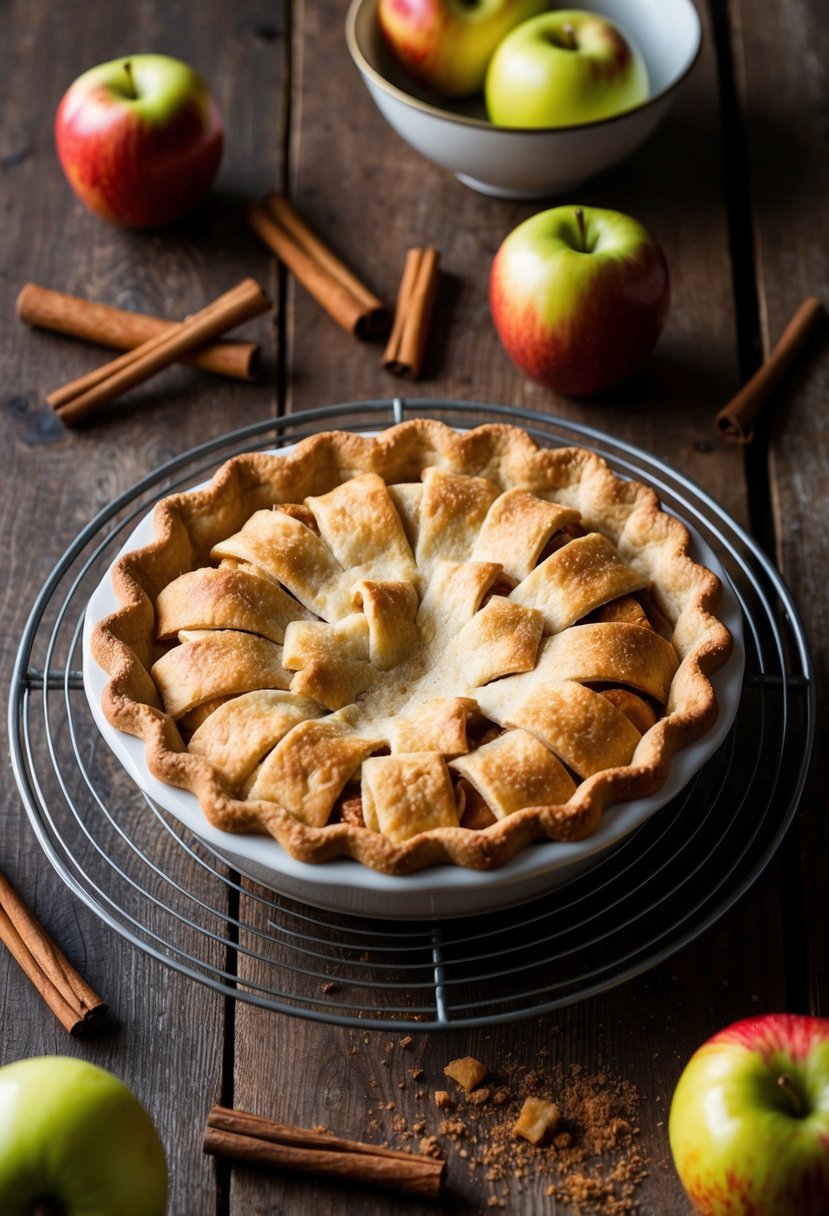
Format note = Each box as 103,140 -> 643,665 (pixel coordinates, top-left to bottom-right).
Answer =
8,400 -> 815,1030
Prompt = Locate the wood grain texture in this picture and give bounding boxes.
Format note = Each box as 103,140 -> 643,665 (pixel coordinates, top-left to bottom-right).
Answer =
729,0 -> 829,1013
1,0 -> 821,1212
0,1 -> 285,1212
228,2 -> 786,1214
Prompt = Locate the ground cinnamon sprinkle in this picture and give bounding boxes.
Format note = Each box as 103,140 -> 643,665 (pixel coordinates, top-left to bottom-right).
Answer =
348,1031 -> 646,1213
464,1060 -> 646,1214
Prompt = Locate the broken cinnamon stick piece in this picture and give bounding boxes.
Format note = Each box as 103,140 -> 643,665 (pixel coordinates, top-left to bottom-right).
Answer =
247,194 -> 388,339
16,283 -> 259,381
47,277 -> 271,426
383,246 -> 441,379
0,868 -> 107,1035
203,1106 -> 444,1200
714,296 -> 825,444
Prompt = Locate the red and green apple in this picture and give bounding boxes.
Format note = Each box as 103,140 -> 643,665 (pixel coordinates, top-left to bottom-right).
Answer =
489,204 -> 669,397
0,1055 -> 168,1215
55,53 -> 223,228
669,1013 -> 829,1215
378,0 -> 548,99
485,9 -> 648,127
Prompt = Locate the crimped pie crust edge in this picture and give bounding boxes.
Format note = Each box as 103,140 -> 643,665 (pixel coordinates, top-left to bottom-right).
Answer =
90,419 -> 733,875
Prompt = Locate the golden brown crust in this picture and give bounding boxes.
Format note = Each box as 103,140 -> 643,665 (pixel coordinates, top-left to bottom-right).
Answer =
91,420 -> 732,875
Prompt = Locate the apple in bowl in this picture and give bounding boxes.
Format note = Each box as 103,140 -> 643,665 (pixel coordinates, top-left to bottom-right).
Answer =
669,1014 -> 829,1215
489,204 -> 670,396
0,1055 -> 168,1215
486,9 -> 649,127
55,53 -> 223,228
378,0 -> 548,98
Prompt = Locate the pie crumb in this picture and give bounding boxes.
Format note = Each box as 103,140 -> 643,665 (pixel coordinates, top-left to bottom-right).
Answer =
513,1097 -> 561,1145
444,1056 -> 489,1092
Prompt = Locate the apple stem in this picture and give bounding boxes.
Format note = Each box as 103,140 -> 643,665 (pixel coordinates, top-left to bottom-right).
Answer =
122,59 -> 138,99
777,1073 -> 805,1117
561,23 -> 578,50
574,208 -> 588,253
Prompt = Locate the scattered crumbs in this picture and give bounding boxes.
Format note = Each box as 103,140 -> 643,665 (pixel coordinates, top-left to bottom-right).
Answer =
320,980 -> 340,995
380,1058 -> 390,1067
410,1067 -> 425,1081
435,1090 -> 453,1110
444,1057 -> 489,1093
385,1102 -> 395,1111
413,1120 -> 426,1135
311,1123 -> 328,1135
398,1079 -> 406,1090
420,1136 -> 442,1159
469,1087 -> 491,1106
399,1035 -> 413,1049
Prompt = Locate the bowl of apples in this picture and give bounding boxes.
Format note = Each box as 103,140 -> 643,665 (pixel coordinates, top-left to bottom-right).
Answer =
346,0 -> 702,199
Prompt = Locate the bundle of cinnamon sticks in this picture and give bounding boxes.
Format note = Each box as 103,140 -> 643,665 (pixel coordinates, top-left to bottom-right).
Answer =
0,868 -> 106,1035
42,277 -> 271,427
203,1105 -> 445,1200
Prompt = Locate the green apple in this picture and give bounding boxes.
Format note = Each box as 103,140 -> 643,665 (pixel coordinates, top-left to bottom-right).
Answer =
378,0 -> 548,99
485,9 -> 648,127
0,1056 -> 168,1215
489,204 -> 669,396
669,1014 -> 829,1215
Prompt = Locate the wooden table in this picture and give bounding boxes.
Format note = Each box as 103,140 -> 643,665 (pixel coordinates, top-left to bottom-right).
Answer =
1,1 -> 826,1212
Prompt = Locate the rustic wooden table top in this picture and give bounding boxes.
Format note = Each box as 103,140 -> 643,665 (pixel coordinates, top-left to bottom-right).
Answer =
2,0 -> 827,1212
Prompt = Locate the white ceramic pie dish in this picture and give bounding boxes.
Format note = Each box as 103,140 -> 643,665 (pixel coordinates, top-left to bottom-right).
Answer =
346,0 -> 703,198
83,437 -> 744,920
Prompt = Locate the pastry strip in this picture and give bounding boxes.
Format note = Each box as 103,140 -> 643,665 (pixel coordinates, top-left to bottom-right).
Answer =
415,468 -> 499,576
451,597 -> 544,686
362,753 -> 458,842
510,533 -> 649,633
306,474 -> 417,583
151,631 -> 291,719
478,681 -> 642,779
211,509 -> 352,621
471,489 -> 580,582
500,622 -> 679,704
450,729 -> 576,818
188,691 -> 324,787
248,720 -> 380,827
283,615 -> 375,710
156,565 -> 312,644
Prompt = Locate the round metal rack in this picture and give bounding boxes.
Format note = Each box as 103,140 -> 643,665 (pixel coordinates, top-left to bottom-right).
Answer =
8,400 -> 815,1030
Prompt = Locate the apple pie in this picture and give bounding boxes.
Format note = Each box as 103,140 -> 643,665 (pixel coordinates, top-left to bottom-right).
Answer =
92,420 -> 732,874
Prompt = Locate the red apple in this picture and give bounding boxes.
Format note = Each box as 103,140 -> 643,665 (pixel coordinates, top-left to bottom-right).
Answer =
378,0 -> 547,99
489,204 -> 670,397
669,1014 -> 829,1215
55,53 -> 223,228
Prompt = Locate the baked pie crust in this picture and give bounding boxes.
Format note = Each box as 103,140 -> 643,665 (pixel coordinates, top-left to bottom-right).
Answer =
92,420 -> 732,875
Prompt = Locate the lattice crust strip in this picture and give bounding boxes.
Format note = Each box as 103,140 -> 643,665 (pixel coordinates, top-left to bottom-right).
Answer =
92,420 -> 732,874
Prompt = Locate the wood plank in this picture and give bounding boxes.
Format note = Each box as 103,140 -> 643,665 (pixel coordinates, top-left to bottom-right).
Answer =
728,0 -> 829,1012
0,1 -> 286,1211
283,0 -> 746,522
230,2 -> 787,1213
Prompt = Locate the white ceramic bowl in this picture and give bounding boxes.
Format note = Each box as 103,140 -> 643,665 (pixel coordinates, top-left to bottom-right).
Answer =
345,0 -> 702,199
83,437 -> 744,921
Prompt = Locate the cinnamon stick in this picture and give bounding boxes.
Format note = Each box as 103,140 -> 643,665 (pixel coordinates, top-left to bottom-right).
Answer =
247,194 -> 388,339
48,277 -> 271,426
204,1105 -> 444,1200
0,868 -> 107,1035
383,246 -> 441,379
17,283 -> 259,381
714,296 -> 826,444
